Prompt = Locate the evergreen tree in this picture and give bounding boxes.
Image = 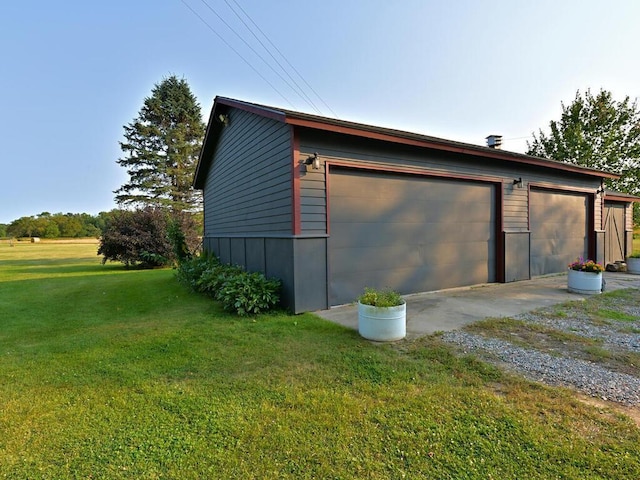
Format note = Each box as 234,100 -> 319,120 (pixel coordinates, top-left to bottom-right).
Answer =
114,76 -> 205,213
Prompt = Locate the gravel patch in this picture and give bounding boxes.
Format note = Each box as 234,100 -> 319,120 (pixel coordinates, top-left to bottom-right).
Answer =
516,313 -> 640,352
442,331 -> 640,406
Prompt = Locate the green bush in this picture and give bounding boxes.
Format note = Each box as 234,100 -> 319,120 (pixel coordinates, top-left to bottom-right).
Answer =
98,208 -> 200,268
216,271 -> 281,316
175,254 -> 218,291
196,263 -> 244,297
175,254 -> 281,316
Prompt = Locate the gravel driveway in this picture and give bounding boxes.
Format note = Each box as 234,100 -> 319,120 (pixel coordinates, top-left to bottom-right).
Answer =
441,289 -> 640,407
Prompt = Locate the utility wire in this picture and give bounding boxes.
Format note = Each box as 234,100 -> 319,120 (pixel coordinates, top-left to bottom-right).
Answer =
179,0 -> 296,109
221,0 -> 323,116
227,0 -> 339,119
199,0 -> 322,114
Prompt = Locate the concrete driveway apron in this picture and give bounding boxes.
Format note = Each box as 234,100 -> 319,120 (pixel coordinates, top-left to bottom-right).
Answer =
315,272 -> 640,339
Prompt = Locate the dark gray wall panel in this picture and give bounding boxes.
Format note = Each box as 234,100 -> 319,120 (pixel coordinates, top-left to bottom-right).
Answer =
603,202 -> 626,264
218,238 -> 231,264
203,108 -> 292,236
245,238 -> 266,272
293,238 -> 328,312
265,238 -> 295,311
530,189 -> 588,276
230,238 -> 246,266
504,231 -> 530,282
329,169 -> 496,305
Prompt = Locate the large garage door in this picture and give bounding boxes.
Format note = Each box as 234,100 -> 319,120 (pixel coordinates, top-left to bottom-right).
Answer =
603,202 -> 626,264
328,169 -> 496,306
530,189 -> 588,276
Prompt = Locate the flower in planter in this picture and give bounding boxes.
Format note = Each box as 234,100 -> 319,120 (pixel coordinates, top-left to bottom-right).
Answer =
358,287 -> 404,307
568,257 -> 605,273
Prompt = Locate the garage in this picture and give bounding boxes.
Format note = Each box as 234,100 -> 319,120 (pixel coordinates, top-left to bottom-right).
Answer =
328,168 -> 496,305
530,189 -> 589,276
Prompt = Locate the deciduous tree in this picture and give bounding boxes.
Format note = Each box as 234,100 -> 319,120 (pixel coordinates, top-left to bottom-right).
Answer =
527,89 -> 640,225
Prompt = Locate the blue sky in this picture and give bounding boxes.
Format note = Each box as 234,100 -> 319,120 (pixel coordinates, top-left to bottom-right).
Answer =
2,0 -> 640,224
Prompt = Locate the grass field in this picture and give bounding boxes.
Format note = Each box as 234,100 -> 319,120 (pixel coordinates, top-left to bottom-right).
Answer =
1,242 -> 639,478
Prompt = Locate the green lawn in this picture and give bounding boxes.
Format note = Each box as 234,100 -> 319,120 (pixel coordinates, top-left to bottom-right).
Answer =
1,243 -> 639,478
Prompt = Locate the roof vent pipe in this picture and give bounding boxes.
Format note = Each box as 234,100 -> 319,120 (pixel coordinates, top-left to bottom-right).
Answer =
486,135 -> 503,149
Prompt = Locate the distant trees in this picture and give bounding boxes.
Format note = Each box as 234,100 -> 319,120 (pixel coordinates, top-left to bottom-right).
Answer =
114,75 -> 205,213
6,212 -> 111,239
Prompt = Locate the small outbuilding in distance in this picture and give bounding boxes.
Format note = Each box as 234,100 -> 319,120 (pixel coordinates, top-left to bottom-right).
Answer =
193,96 -> 636,313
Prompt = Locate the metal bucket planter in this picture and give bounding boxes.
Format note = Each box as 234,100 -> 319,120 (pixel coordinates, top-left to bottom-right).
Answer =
627,257 -> 640,275
358,301 -> 406,341
567,269 -> 602,295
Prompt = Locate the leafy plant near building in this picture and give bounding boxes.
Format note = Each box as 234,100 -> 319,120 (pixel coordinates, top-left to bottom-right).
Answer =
358,287 -> 404,307
176,254 -> 281,316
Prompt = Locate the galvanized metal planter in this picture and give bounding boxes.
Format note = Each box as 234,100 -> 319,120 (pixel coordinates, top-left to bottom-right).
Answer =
626,257 -> 640,275
567,269 -> 602,295
357,301 -> 406,341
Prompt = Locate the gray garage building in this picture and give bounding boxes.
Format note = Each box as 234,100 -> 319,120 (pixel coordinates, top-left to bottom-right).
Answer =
193,96 -> 635,313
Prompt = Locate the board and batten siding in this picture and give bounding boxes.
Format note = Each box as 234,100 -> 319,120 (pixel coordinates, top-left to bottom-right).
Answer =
203,108 -> 293,236
298,130 -> 602,234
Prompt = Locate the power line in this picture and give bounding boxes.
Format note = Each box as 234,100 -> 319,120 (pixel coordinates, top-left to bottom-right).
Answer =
179,0 -> 296,109
221,0 -> 323,116
198,0 -> 319,113
227,0 -> 339,119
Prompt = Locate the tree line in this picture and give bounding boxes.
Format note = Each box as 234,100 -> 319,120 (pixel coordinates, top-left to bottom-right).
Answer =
1,211 -> 117,239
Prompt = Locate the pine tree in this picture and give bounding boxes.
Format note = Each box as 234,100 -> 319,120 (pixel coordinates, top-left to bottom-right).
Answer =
114,76 -> 205,212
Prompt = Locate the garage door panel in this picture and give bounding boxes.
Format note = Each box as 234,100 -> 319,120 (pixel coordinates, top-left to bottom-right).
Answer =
530,189 -> 588,276
330,195 -> 492,224
329,169 -> 496,305
331,220 -> 494,249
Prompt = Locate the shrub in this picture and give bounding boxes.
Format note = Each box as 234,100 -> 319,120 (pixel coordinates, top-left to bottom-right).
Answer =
98,208 -> 199,268
167,214 -> 201,263
175,254 -> 281,316
216,271 -> 281,316
175,254 -> 218,290
196,263 -> 245,297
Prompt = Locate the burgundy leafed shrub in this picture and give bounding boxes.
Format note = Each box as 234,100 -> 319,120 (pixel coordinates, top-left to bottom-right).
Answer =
98,208 -> 199,268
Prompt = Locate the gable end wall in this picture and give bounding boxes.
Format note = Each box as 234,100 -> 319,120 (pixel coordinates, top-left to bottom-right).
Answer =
203,108 -> 293,236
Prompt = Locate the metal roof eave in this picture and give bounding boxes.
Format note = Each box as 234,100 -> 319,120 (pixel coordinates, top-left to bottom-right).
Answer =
193,96 -> 620,189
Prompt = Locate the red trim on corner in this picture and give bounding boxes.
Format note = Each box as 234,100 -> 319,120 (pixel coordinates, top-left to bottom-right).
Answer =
291,128 -> 301,235
325,164 -> 331,236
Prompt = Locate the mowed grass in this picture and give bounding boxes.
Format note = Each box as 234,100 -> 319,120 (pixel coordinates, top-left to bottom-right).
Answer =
1,244 -> 639,478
